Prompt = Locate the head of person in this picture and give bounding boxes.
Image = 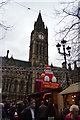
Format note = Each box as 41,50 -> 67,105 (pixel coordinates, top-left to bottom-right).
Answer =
48,98 -> 52,103
70,105 -> 79,118
30,99 -> 36,109
41,101 -> 44,105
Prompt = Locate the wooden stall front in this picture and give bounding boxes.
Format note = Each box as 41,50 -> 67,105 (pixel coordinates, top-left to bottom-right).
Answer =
59,82 -> 80,107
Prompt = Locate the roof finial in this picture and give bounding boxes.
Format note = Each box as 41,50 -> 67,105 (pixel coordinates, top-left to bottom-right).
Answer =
39,10 -> 41,13
6,50 -> 9,58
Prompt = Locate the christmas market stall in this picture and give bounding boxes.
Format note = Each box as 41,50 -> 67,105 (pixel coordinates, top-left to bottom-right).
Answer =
59,82 -> 80,108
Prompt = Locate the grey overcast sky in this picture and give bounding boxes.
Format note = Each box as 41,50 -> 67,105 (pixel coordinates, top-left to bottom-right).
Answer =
0,0 -> 78,67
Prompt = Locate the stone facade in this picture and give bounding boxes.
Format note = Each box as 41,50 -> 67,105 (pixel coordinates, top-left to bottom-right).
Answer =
1,56 -> 32,100
1,12 -> 80,100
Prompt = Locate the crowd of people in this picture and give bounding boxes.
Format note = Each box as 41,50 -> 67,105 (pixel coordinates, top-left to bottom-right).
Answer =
0,97 -> 80,120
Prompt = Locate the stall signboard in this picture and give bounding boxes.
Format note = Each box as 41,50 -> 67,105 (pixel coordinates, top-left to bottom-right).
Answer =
42,81 -> 60,89
41,65 -> 61,89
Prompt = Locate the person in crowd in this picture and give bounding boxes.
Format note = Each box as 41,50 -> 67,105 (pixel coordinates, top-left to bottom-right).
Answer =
4,99 -> 10,118
58,108 -> 70,120
16,101 -> 25,118
35,98 -> 41,112
23,97 -> 29,109
0,103 -> 6,120
58,108 -> 64,120
20,99 -> 36,120
65,104 -> 80,120
44,100 -> 48,106
47,98 -> 56,120
38,100 -> 48,120
14,111 -> 19,120
9,104 -> 16,120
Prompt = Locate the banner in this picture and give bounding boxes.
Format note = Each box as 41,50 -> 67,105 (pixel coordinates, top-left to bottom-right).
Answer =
42,81 -> 60,89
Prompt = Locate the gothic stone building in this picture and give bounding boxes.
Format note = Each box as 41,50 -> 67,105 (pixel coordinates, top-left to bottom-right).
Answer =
1,12 -> 80,100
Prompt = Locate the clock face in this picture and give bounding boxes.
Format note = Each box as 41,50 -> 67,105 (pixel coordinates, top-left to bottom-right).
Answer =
38,34 -> 44,39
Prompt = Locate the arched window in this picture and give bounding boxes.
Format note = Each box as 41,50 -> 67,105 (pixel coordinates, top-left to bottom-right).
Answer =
5,79 -> 8,91
36,72 -> 39,79
14,80 -> 17,92
9,79 -> 12,92
19,80 -> 24,92
43,46 -> 45,58
26,81 -> 29,94
2,79 -> 5,92
36,44 -> 38,58
40,45 -> 41,56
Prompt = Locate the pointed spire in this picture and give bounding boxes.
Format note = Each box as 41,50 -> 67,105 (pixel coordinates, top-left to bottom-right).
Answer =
37,10 -> 43,22
34,11 -> 47,33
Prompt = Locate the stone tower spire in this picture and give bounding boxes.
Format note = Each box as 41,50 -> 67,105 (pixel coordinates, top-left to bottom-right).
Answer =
29,12 -> 48,67
34,11 -> 45,32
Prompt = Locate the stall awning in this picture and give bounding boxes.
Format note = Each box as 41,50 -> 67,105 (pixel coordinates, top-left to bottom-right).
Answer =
59,82 -> 80,95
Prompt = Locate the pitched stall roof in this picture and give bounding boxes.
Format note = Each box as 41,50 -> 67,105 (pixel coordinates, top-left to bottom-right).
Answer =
59,82 -> 80,95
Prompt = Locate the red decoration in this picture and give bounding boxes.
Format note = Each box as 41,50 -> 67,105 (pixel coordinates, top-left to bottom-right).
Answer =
41,65 -> 54,82
41,65 -> 60,89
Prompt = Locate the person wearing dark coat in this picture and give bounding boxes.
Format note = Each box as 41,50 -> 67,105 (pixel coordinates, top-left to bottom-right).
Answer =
47,98 -> 56,120
0,103 -> 7,120
38,101 -> 48,120
9,104 -> 16,120
20,99 -> 36,120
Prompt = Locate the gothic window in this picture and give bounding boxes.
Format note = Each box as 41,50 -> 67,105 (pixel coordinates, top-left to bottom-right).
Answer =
5,79 -> 8,91
43,46 -> 45,58
2,79 -> 5,92
36,44 -> 38,58
9,79 -> 12,92
26,81 -> 29,94
36,72 -> 39,79
30,45 -> 33,58
26,74 -> 31,94
19,80 -> 24,92
30,77 -> 32,93
14,80 -> 17,92
28,74 -> 30,79
40,45 -> 41,57
6,70 -> 8,76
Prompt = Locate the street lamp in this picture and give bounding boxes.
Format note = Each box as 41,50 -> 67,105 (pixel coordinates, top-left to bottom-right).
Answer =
56,39 -> 71,87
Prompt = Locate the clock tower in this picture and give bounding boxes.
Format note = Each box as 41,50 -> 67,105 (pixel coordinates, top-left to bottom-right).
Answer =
29,12 -> 48,67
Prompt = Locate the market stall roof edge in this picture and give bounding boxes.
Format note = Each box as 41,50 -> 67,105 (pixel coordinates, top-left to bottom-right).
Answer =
59,82 -> 80,95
